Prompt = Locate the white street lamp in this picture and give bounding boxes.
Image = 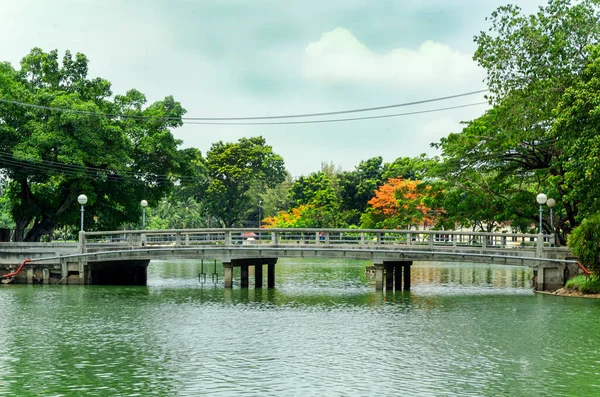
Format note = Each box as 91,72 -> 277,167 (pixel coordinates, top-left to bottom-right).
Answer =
77,194 -> 88,232
141,200 -> 148,230
258,200 -> 262,228
546,198 -> 556,235
536,193 -> 547,234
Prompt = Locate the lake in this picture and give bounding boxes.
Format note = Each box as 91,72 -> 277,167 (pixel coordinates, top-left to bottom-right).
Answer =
0,259 -> 598,396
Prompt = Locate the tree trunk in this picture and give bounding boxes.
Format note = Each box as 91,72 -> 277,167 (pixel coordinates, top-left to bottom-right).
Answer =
12,216 -> 30,242
24,217 -> 57,242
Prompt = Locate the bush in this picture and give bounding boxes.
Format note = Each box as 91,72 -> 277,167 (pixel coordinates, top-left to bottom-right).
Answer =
564,275 -> 600,294
567,212 -> 600,273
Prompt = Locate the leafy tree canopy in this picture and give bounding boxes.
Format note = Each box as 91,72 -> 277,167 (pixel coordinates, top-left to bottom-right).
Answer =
205,136 -> 286,227
0,48 -> 191,240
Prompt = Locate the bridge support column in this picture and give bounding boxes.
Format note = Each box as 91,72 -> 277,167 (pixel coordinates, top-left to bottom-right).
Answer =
374,260 -> 412,291
385,263 -> 394,290
223,258 -> 277,289
374,265 -> 384,290
403,262 -> 412,291
255,264 -> 263,288
241,265 -> 249,288
268,262 -> 275,289
61,258 -> 68,280
394,264 -> 403,290
224,264 -> 233,288
43,268 -> 50,285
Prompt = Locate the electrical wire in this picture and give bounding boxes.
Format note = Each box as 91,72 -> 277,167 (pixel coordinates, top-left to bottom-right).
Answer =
182,102 -> 487,125
0,152 -> 202,183
0,89 -> 488,121
0,137 -> 557,184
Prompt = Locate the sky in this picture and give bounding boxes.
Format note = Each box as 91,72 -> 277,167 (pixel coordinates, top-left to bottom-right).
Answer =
1,0 -> 549,177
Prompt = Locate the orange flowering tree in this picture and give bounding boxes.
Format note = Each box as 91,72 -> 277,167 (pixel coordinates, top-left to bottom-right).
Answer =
360,178 -> 437,229
262,204 -> 311,228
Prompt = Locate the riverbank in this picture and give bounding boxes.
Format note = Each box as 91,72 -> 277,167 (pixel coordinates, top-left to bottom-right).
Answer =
538,288 -> 600,299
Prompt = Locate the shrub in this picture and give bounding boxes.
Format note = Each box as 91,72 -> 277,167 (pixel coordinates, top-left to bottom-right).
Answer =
567,212 -> 600,274
564,274 -> 600,294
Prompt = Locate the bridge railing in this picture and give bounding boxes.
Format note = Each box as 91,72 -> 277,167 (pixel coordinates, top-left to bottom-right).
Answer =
81,228 -> 552,253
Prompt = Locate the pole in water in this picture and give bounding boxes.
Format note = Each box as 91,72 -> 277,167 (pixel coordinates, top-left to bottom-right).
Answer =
212,259 -> 218,283
199,259 -> 207,283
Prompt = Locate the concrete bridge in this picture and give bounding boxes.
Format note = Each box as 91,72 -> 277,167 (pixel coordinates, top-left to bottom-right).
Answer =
0,228 -> 578,291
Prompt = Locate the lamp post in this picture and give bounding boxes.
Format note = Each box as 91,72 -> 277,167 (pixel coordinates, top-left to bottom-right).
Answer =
141,200 -> 148,230
77,194 -> 88,232
258,200 -> 262,228
536,193 -> 547,234
546,198 -> 556,234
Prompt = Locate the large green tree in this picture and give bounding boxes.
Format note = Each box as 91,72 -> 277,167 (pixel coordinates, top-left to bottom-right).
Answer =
0,48 -> 190,241
434,0 -> 600,242
552,45 -> 600,221
205,137 -> 286,227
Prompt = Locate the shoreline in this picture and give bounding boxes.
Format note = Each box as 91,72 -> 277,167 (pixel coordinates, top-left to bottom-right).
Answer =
536,288 -> 600,299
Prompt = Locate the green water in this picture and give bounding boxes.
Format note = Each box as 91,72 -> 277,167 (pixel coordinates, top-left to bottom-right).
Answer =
0,259 -> 599,396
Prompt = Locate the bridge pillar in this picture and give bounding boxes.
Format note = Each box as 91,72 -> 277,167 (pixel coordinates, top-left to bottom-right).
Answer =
403,262 -> 412,291
241,265 -> 249,288
255,264 -> 263,288
385,263 -> 394,290
61,258 -> 68,279
224,264 -> 233,288
374,260 -> 412,291
374,265 -> 384,290
394,264 -> 403,290
223,258 -> 277,289
268,263 -> 275,288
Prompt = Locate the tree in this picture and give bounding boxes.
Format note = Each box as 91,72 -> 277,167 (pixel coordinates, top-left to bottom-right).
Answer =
337,157 -> 385,225
0,48 -> 189,241
205,137 -> 286,227
433,0 -> 600,242
360,178 -> 434,229
552,45 -> 600,222
382,154 -> 438,181
568,212 -> 600,273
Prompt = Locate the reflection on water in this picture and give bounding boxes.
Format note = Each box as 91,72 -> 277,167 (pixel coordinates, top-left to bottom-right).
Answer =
0,259 -> 597,397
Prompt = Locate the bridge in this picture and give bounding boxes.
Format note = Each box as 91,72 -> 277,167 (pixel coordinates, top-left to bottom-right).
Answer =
0,228 -> 578,291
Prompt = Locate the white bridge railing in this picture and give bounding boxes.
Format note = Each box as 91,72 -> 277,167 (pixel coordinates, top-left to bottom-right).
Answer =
80,228 -> 554,254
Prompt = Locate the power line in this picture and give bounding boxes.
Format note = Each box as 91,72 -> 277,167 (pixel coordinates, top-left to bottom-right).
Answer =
182,89 -> 489,120
0,89 -> 488,121
0,139 -> 558,184
183,102 -> 488,125
0,152 -> 201,183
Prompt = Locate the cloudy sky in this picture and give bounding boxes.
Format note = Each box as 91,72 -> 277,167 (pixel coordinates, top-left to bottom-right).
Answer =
2,0 -> 548,176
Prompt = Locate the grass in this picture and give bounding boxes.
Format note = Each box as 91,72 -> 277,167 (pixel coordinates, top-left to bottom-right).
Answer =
565,274 -> 600,294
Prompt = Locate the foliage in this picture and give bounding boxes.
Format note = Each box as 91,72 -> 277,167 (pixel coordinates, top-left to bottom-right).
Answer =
567,212 -> 600,273
564,275 -> 600,294
205,137 -> 286,227
382,154 -> 438,181
338,157 -> 385,224
263,204 -> 312,228
0,188 -> 14,229
552,45 -> 600,221
360,178 -> 434,229
474,0 -> 600,101
146,197 -> 210,229
0,48 -> 190,241
259,176 -> 293,218
432,0 -> 600,242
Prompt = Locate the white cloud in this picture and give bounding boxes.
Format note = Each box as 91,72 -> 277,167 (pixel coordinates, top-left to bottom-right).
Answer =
303,27 -> 485,89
